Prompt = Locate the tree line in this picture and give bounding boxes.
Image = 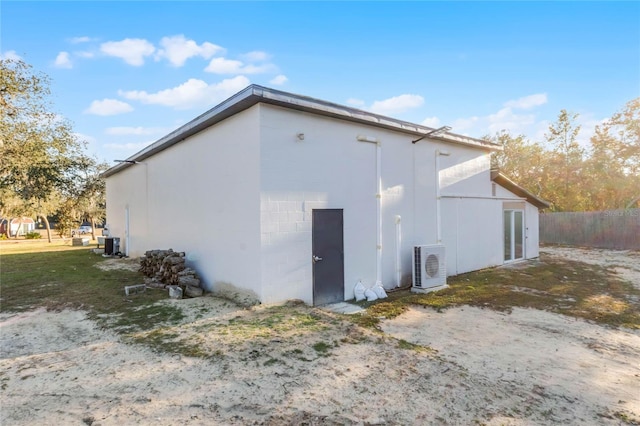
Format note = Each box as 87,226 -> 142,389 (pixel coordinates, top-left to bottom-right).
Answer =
1,59 -> 107,241
490,99 -> 639,212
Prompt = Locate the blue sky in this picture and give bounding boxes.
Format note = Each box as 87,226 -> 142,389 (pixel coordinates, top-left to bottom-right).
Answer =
2,1 -> 639,162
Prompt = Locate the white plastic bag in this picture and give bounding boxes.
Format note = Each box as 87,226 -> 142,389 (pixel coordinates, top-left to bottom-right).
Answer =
354,280 -> 366,302
373,282 -> 388,299
364,288 -> 378,302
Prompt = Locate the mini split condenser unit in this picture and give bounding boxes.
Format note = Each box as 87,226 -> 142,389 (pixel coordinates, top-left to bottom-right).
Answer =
412,244 -> 447,292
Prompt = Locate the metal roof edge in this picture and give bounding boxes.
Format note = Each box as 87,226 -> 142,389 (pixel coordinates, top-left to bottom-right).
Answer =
253,85 -> 499,151
102,85 -> 500,178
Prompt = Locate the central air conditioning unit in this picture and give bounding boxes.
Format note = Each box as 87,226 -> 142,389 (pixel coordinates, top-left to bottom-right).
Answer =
412,244 -> 447,292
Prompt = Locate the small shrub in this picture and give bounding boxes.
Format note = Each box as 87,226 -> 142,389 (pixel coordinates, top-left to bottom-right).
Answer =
312,341 -> 331,354
25,231 -> 41,239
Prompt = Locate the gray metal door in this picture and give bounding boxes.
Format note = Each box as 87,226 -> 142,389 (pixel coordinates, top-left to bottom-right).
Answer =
312,209 -> 344,306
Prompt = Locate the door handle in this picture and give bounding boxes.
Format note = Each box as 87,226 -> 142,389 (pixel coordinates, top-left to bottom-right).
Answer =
312,255 -> 323,263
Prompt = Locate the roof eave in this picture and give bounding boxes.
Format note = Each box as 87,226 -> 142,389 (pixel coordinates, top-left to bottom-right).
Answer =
491,171 -> 551,209
255,86 -> 499,151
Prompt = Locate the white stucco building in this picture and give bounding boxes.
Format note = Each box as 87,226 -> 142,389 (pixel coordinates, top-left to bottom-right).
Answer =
103,85 -> 549,305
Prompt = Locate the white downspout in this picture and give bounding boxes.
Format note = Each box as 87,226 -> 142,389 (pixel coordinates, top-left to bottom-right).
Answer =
395,215 -> 402,288
357,135 -> 382,286
124,205 -> 130,257
375,141 -> 382,286
435,149 -> 450,244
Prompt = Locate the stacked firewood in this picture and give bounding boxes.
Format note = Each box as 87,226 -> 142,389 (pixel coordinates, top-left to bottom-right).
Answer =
139,249 -> 204,297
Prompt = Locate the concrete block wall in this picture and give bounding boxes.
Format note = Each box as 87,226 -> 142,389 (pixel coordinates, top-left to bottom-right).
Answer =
259,192 -> 328,304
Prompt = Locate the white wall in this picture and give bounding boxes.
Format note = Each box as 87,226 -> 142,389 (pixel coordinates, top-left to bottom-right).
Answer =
441,197 -> 503,275
258,105 -> 379,304
525,202 -> 540,258
106,106 -> 262,296
440,174 -> 543,275
257,104 -> 501,303
106,163 -> 147,255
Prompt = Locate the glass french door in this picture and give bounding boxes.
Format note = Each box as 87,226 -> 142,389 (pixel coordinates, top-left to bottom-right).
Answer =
504,209 -> 524,262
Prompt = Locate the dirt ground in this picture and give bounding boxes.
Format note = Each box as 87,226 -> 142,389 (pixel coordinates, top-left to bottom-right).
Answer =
1,247 -> 639,425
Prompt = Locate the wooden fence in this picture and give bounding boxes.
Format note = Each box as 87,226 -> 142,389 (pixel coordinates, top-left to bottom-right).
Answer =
539,209 -> 640,250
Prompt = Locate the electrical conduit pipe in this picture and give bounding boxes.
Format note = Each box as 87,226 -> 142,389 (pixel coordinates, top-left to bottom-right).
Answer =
435,149 -> 450,244
395,215 -> 402,288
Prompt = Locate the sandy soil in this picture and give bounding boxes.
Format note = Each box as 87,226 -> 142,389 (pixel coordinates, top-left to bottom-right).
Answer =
1,249 -> 639,425
541,246 -> 640,290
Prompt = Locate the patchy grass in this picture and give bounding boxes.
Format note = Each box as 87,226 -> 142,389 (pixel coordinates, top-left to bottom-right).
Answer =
396,338 -> 433,353
353,254 -> 640,329
128,328 -> 221,359
0,243 -> 349,360
613,410 -> 640,425
129,302 -> 357,360
312,341 -> 332,355
222,303 -> 328,340
0,241 -> 180,332
4,242 -> 638,363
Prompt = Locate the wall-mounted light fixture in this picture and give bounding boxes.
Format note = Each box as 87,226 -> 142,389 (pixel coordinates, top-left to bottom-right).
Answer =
412,126 -> 452,144
356,134 -> 379,143
296,133 -> 305,141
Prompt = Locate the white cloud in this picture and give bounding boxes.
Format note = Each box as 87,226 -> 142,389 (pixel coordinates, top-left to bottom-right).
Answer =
75,51 -> 95,59
73,132 -> 97,144
369,94 -> 424,115
452,116 -> 481,132
104,141 -> 153,151
241,51 -> 270,62
84,99 -> 134,116
204,57 -> 275,74
421,116 -> 441,128
447,93 -> 550,137
1,50 -> 22,60
155,35 -> 223,67
269,75 -> 288,85
105,126 -> 166,136
346,98 -> 366,107
450,108 -> 536,136
447,94 -> 603,147
100,38 -> 155,66
487,107 -> 536,134
204,58 -> 243,74
119,76 -> 250,109
242,63 -> 276,74
69,36 -> 93,44
574,114 -> 607,149
504,93 -> 548,110
54,51 -> 72,69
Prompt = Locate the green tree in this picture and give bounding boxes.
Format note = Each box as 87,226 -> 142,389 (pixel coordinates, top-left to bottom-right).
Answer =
609,98 -> 640,179
54,197 -> 81,238
585,98 -> 640,210
0,59 -> 86,241
489,100 -> 638,212
71,157 -> 108,239
490,131 -> 547,196
544,110 -> 586,211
